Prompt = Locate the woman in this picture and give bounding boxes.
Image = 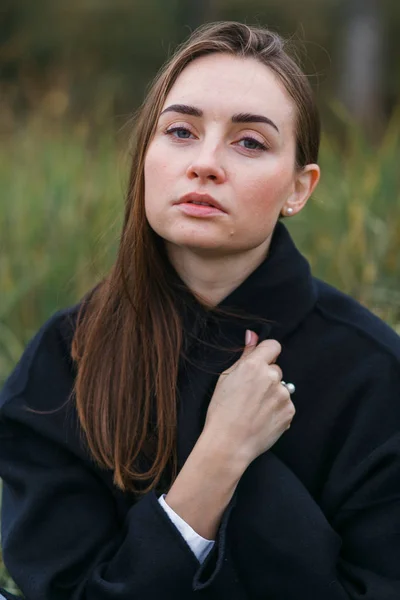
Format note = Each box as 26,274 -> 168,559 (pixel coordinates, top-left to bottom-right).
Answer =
1,21 -> 399,600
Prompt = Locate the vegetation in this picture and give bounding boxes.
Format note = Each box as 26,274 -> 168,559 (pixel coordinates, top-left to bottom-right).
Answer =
0,110 -> 399,590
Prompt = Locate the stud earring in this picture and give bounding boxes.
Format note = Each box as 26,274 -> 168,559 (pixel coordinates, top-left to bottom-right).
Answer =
284,207 -> 294,216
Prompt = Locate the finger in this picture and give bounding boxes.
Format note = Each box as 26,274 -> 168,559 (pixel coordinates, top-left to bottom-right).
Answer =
254,339 -> 282,365
268,364 -> 283,383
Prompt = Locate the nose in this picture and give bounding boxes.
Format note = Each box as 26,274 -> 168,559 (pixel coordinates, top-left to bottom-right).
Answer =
186,146 -> 226,184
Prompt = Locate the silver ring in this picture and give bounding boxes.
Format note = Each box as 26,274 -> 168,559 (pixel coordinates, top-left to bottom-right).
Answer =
281,381 -> 296,395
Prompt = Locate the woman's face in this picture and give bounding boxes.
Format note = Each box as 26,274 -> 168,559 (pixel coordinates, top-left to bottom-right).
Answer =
144,53 -> 317,257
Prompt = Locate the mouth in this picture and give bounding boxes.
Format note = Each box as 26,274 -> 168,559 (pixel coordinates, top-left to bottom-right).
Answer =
175,192 -> 227,213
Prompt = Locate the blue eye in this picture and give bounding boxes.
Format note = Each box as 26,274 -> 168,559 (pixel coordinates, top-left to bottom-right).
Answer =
239,137 -> 267,151
166,127 -> 193,139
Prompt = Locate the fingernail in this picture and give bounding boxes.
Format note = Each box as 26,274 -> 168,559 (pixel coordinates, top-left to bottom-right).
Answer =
245,329 -> 252,345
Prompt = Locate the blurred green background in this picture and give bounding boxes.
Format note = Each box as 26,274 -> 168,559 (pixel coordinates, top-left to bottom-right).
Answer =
1,0 -> 399,593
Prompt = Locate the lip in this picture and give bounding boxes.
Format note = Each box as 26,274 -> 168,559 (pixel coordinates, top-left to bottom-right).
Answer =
175,192 -> 227,213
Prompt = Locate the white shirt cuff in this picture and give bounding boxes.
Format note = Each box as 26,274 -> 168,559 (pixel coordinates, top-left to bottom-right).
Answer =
158,493 -> 215,563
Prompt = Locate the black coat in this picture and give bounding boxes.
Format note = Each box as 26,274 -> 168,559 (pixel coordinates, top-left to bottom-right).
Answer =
1,222 -> 400,600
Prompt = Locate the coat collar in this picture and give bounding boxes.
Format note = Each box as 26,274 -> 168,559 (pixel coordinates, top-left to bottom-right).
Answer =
178,221 -> 317,348
169,221 -> 318,478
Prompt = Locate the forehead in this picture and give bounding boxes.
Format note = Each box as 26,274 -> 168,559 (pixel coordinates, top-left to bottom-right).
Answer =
163,53 -> 296,129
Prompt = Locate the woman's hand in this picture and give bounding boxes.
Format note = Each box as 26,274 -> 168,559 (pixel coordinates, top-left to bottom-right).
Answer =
202,329 -> 295,471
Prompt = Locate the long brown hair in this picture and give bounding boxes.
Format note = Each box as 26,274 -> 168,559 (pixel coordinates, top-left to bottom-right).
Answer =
71,21 -> 321,494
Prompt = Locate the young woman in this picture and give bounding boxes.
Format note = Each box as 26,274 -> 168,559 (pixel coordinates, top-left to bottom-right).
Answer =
1,21 -> 399,600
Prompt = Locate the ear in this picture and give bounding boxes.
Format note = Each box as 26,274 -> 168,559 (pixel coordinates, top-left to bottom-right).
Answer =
281,164 -> 320,217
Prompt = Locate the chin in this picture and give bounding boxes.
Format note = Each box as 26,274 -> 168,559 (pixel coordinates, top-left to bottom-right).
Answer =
151,221 -> 218,245
174,237 -> 226,252
163,231 -> 227,253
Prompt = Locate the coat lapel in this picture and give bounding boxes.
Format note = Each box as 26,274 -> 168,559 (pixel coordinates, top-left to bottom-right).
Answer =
174,222 -> 317,469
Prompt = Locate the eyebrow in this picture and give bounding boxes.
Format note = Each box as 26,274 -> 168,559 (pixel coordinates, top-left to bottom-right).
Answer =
160,103 -> 280,133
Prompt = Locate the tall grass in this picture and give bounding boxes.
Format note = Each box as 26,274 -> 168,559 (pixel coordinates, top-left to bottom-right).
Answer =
0,113 -> 399,591
0,121 -> 127,386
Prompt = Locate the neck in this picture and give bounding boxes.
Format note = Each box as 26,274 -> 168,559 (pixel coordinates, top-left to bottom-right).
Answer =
165,235 -> 273,307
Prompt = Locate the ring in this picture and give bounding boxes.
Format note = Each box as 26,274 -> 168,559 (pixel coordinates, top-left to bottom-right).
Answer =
281,381 -> 296,395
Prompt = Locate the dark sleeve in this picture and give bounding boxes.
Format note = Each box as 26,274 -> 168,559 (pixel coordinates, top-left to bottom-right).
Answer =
0,589 -> 20,600
232,354 -> 400,599
0,319 -> 248,600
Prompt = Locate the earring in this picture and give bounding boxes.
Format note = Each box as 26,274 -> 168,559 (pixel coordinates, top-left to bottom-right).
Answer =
284,207 -> 294,216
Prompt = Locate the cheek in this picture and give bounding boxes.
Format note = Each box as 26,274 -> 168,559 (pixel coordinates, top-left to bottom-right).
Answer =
144,142 -> 181,233
146,136 -> 185,177
145,143 -> 169,191
144,148 -> 162,223
144,144 -> 174,212
242,164 -> 293,218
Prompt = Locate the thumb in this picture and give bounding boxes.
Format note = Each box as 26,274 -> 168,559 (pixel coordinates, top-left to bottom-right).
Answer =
222,329 -> 258,377
242,329 -> 258,357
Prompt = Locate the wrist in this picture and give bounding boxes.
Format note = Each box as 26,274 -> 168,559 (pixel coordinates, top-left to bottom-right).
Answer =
164,430 -> 245,539
195,429 -> 249,480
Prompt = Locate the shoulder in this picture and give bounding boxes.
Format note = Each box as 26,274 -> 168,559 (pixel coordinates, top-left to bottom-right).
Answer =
0,302 -> 81,413
304,280 -> 400,461
312,277 -> 400,366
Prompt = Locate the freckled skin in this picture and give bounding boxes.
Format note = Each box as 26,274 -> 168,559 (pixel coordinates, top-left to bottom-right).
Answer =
143,53 -> 319,301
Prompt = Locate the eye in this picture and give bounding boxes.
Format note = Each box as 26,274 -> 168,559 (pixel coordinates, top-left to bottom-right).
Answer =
165,126 -> 194,140
237,137 -> 268,151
